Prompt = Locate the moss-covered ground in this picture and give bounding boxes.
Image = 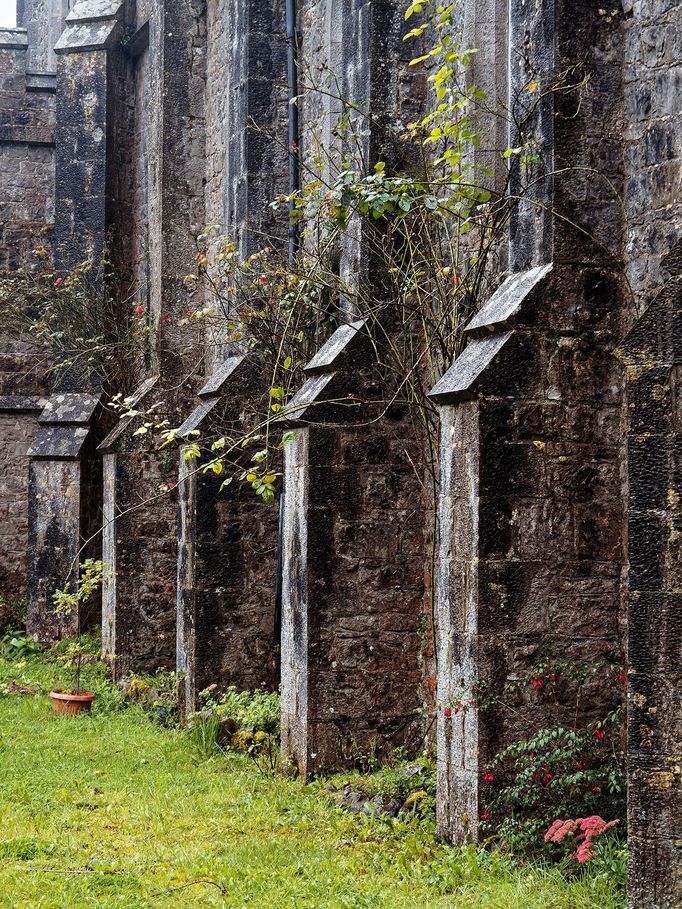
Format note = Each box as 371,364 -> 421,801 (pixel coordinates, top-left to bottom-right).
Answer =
0,649 -> 624,908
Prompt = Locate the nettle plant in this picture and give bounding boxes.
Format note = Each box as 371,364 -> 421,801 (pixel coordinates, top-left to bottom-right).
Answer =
446,656 -> 626,855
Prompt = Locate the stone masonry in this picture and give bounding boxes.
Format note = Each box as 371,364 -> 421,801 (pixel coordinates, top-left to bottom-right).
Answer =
0,2 -> 681,906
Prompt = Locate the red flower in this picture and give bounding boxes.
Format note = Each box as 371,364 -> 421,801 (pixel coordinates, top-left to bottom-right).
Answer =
576,761 -> 584,770
165,584 -> 175,592
481,812 -> 490,820
618,673 -> 626,684
530,678 -> 544,689
444,707 -> 452,718
593,728 -> 605,740
592,785 -> 600,794
135,305 -> 144,315
54,277 -> 63,286
483,771 -> 494,783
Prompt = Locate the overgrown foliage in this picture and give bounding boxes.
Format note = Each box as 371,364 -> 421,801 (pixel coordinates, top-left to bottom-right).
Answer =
189,684 -> 281,772
442,656 -> 626,856
0,645 -> 625,907
0,255 -> 146,391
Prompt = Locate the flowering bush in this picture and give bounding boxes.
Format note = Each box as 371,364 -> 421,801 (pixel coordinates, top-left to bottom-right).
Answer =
545,816 -> 619,865
455,657 -> 626,854
0,254 -> 146,391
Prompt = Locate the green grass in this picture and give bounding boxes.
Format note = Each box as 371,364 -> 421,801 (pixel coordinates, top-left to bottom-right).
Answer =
0,651 -> 625,909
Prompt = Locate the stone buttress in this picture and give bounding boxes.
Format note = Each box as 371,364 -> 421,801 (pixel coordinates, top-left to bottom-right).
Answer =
174,0 -> 288,717
429,0 -> 629,843
0,22 -> 55,602
278,320 -> 428,776
25,0 -> 127,639
278,0 -> 431,776
98,0 -> 206,676
619,243 -> 682,909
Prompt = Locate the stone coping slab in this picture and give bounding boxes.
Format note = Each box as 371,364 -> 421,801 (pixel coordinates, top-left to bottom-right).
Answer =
464,263 -> 552,337
0,28 -> 28,49
198,354 -> 249,398
428,331 -> 514,404
275,372 -> 337,427
38,393 -> 100,424
303,320 -> 366,375
98,375 -> 158,453
176,398 -> 219,437
66,0 -> 125,23
54,20 -> 121,54
28,424 -> 89,459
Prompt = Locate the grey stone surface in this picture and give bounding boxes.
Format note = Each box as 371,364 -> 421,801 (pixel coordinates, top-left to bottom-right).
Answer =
464,265 -> 552,336
303,320 -> 365,375
176,398 -> 218,436
276,373 -> 337,427
0,29 -> 28,48
26,72 -> 56,91
198,354 -> 248,398
65,0 -> 125,23
428,332 -> 514,404
38,393 -> 100,424
28,425 -> 89,459
54,21 -> 120,54
98,377 -> 159,453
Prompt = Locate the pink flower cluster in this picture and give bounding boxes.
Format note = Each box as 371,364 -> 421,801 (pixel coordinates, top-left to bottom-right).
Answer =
544,816 -> 619,864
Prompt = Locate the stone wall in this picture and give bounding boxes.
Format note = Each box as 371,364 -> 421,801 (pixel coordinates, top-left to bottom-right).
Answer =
624,0 -> 682,310
621,248 -> 682,909
0,27 -> 55,601
1,2 -> 682,904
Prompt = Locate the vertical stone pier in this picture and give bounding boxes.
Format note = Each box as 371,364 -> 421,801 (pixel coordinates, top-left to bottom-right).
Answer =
25,0 -> 125,638
279,322 -> 428,776
98,0 -> 206,676
173,0 -> 288,713
175,355 -> 280,719
0,25 -> 55,600
27,393 -> 101,641
430,261 -> 627,841
620,249 -> 682,909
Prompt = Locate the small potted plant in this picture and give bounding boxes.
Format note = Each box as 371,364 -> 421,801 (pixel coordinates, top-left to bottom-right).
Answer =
49,559 -> 106,715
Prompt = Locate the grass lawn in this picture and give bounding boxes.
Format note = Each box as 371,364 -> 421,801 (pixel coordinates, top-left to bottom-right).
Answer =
0,650 -> 625,909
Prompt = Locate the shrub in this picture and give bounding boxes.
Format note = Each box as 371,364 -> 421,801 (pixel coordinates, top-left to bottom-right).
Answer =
189,684 -> 281,770
0,594 -> 26,638
458,657 -> 626,854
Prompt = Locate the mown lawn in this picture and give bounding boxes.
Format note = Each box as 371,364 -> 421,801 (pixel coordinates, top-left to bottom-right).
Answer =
0,651 -> 625,909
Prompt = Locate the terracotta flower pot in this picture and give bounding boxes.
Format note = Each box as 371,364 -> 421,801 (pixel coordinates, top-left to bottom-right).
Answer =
50,690 -> 96,715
